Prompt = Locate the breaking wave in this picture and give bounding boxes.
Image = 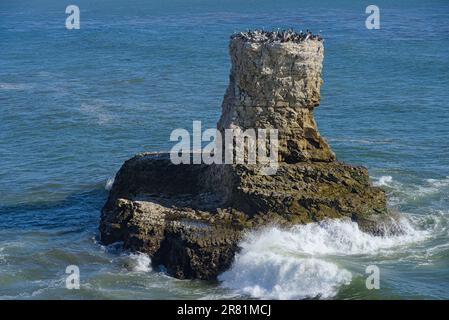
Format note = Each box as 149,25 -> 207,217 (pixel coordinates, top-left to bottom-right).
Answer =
128,253 -> 152,272
374,175 -> 449,192
373,175 -> 393,187
219,218 -> 431,300
100,242 -> 152,273
373,175 -> 449,206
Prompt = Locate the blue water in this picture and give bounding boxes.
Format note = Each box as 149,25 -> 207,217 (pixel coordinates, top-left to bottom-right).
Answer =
1,0 -> 449,299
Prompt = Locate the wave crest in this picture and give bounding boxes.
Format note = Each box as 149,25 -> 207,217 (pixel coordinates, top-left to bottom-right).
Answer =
219,218 -> 428,299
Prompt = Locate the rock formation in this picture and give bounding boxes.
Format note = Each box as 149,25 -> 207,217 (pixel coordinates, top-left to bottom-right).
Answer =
218,31 -> 335,163
100,30 -> 397,280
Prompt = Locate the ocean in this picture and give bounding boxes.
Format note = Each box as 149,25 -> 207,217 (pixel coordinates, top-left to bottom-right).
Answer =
1,0 -> 449,299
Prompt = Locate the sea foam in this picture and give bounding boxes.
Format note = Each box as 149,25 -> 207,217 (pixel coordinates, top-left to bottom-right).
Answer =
129,253 -> 152,272
373,175 -> 449,206
219,218 -> 428,299
374,175 -> 393,187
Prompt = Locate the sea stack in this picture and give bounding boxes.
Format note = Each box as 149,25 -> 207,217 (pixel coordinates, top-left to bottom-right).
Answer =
218,30 -> 335,163
100,30 -> 396,280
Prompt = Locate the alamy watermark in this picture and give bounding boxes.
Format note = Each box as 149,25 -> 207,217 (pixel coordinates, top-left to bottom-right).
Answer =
63,6 -> 380,32
170,121 -> 279,175
365,265 -> 380,290
66,265 -> 80,289
365,5 -> 380,30
65,5 -> 80,30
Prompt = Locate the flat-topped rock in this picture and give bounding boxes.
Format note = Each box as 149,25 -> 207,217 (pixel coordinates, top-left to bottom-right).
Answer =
231,30 -> 323,43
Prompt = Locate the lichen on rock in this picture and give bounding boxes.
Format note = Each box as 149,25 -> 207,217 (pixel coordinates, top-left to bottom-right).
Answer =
99,30 -> 396,280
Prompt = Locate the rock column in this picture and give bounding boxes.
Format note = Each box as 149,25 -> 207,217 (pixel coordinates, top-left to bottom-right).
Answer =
217,31 -> 335,163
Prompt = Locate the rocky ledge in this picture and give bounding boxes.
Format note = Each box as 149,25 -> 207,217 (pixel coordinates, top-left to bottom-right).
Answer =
100,31 -> 400,280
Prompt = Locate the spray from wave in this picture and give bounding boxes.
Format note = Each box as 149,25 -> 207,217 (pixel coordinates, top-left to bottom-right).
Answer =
128,253 -> 152,272
219,218 -> 430,300
100,242 -> 152,273
374,175 -> 393,187
105,177 -> 115,191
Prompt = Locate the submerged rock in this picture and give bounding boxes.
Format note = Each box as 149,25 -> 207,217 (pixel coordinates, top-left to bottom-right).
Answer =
100,31 -> 395,280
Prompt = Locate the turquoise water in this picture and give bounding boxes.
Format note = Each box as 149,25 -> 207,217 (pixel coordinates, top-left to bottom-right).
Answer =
1,0 -> 449,299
